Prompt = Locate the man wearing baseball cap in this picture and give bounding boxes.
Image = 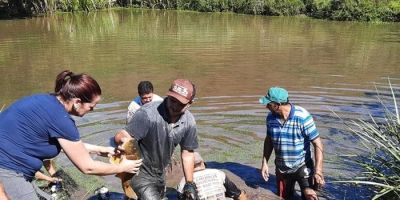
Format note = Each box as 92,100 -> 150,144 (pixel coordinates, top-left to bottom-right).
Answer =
259,87 -> 325,200
117,79 -> 199,200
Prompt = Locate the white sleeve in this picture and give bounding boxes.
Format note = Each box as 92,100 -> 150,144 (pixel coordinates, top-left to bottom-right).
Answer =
152,94 -> 164,102
126,101 -> 140,124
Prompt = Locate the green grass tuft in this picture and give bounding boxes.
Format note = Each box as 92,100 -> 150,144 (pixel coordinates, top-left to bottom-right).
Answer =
333,78 -> 400,199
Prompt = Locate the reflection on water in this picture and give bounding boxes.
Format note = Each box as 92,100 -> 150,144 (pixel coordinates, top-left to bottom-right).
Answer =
0,9 -> 399,199
0,9 -> 399,104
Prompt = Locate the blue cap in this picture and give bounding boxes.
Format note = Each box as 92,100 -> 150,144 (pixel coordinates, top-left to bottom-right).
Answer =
259,87 -> 289,105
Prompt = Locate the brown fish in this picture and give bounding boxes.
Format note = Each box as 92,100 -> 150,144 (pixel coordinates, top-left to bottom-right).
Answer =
110,138 -> 141,199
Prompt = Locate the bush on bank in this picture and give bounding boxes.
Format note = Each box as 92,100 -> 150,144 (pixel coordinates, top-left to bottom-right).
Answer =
308,0 -> 400,22
0,0 -> 399,21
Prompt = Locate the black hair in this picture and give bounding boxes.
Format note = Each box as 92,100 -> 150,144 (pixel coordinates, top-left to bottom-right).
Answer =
280,98 -> 290,105
138,81 -> 154,96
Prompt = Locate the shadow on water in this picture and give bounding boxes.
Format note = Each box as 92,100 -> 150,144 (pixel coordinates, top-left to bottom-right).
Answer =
206,161 -> 276,192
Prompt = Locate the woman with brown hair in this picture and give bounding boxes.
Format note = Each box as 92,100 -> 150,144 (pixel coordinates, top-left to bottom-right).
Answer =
0,70 -> 142,199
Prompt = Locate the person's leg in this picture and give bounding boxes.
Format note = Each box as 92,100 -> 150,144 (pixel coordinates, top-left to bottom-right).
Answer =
295,165 -> 318,200
276,171 -> 296,200
0,168 -> 39,200
0,182 -> 11,200
224,176 -> 241,198
136,184 -> 165,200
301,188 -> 318,200
131,171 -> 165,200
224,176 -> 247,200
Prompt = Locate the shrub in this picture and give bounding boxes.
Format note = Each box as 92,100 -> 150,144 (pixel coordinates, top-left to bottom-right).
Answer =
307,0 -> 400,22
264,0 -> 305,16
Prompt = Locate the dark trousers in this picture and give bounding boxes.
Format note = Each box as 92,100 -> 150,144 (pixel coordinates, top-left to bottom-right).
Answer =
131,171 -> 165,200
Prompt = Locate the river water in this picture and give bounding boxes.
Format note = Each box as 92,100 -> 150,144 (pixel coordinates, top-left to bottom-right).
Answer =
0,9 -> 399,199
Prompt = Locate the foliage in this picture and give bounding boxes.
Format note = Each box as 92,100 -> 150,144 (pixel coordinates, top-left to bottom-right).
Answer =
264,0 -> 305,16
35,169 -> 79,200
307,0 -> 400,22
0,0 -> 399,21
334,79 -> 400,199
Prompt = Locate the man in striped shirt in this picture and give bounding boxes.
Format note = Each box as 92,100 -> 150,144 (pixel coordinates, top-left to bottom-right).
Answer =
259,87 -> 324,200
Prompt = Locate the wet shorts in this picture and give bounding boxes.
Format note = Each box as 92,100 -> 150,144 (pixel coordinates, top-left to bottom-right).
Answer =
130,170 -> 166,200
276,164 -> 314,200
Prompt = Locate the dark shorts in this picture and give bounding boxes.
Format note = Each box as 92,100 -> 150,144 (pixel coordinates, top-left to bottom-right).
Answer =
276,163 -> 314,200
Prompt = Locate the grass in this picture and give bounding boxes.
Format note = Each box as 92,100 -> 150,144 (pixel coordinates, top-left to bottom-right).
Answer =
333,78 -> 400,199
33,166 -> 106,199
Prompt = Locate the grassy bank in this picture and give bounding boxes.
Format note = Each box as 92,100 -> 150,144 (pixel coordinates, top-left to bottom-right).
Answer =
335,79 -> 400,199
1,0 -> 399,22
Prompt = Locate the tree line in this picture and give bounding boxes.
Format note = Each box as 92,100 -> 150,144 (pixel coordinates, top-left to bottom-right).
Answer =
0,0 -> 399,22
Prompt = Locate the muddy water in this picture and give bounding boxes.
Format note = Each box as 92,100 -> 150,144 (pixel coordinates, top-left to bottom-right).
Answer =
1,9 -> 399,199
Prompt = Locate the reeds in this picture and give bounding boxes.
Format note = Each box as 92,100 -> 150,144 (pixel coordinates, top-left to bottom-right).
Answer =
334,79 -> 400,199
1,0 -> 116,15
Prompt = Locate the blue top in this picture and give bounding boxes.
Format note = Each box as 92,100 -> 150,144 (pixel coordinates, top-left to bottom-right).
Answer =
266,104 -> 319,173
0,94 -> 80,180
132,96 -> 143,106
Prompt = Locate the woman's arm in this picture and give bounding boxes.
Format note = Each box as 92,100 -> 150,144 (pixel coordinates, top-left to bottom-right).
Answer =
58,138 -> 141,175
83,143 -> 115,157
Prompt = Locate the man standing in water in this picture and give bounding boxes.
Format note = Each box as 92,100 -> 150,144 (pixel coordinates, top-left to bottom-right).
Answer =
259,87 -> 324,200
126,81 -> 163,124
117,79 -> 199,200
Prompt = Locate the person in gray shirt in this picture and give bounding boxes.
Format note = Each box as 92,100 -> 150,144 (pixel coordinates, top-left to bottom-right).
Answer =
117,79 -> 199,200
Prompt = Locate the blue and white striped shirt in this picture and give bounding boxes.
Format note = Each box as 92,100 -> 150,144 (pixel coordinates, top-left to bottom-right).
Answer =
266,104 -> 319,173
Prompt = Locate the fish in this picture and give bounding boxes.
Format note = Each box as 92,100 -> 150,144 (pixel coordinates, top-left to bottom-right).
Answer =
109,138 -> 141,199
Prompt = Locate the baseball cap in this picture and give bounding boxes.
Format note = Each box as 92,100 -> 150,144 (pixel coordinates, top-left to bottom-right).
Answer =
166,79 -> 195,104
259,87 -> 289,105
193,152 -> 204,165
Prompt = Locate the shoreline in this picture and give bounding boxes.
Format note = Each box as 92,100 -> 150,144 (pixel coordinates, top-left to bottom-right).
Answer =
1,1 -> 400,22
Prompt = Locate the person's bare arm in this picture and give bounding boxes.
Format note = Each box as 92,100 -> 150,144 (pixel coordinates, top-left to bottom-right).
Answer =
58,138 -> 141,175
83,143 -> 115,157
115,130 -> 133,145
311,137 -> 325,189
261,135 -> 273,181
181,149 -> 195,182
